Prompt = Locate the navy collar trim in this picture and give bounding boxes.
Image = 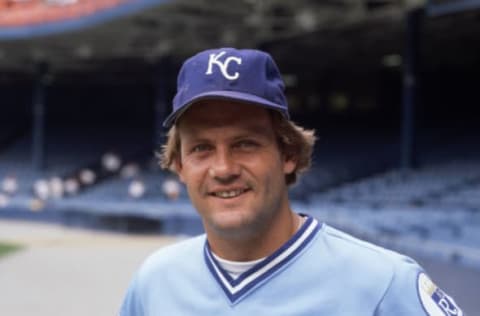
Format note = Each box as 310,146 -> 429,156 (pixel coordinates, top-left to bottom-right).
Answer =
204,215 -> 321,304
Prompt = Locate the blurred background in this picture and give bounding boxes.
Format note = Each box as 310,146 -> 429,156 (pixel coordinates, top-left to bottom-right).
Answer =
0,0 -> 479,315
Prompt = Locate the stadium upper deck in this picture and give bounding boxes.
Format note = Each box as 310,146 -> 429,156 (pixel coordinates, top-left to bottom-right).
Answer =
0,0 -> 130,27
0,0 -> 423,76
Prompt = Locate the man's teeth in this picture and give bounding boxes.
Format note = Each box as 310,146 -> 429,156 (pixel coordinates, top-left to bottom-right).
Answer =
213,189 -> 245,198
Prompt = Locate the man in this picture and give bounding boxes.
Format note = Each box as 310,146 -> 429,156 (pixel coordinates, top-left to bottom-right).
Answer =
120,48 -> 463,315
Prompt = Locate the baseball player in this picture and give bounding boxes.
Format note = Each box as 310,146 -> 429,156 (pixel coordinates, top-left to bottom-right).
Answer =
120,48 -> 463,315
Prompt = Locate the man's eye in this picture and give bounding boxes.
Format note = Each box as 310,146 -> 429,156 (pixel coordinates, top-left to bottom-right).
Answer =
235,140 -> 259,149
191,144 -> 212,153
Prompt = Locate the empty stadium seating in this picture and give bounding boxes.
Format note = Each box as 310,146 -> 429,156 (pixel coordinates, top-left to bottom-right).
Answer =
305,159 -> 480,270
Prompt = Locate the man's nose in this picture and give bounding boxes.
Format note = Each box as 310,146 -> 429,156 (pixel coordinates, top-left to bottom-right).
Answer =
209,148 -> 240,183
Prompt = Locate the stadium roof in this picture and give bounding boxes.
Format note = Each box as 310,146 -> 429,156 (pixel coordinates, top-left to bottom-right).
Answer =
0,0 -> 478,83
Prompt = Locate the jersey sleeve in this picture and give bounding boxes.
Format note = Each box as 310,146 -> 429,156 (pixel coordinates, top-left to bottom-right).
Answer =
374,255 -> 464,316
119,274 -> 145,316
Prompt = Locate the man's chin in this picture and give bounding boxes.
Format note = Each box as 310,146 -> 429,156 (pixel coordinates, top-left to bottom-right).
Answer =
206,212 -> 259,238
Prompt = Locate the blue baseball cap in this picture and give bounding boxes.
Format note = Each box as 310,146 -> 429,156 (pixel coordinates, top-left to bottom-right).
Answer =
163,47 -> 290,127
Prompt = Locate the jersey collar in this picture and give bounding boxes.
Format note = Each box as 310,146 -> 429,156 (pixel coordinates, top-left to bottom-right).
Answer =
203,215 -> 321,305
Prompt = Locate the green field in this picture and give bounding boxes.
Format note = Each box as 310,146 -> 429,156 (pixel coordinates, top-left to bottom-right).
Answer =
0,242 -> 22,259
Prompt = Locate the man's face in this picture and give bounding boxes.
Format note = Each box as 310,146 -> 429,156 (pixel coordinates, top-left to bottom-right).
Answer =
176,101 -> 296,238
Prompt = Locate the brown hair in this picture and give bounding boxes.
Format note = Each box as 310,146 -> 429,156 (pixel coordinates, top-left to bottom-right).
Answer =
158,110 -> 316,186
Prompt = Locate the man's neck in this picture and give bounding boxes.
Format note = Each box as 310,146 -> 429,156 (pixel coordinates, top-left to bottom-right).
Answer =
206,211 -> 301,262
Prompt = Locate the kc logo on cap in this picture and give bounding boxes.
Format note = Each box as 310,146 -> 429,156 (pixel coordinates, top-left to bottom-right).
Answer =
163,47 -> 290,128
206,51 -> 242,80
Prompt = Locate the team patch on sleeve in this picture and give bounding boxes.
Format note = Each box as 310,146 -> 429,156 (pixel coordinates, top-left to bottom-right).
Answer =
417,272 -> 463,316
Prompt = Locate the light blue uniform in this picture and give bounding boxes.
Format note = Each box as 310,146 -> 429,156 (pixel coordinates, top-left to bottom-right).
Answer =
120,215 -> 463,315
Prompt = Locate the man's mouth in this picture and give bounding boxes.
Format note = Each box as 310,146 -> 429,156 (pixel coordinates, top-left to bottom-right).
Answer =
210,188 -> 250,199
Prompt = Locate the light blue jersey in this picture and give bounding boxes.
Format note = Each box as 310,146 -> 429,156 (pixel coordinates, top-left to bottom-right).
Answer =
120,215 -> 463,316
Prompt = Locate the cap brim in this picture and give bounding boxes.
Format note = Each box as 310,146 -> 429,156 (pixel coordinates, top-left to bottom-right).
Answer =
163,90 -> 289,128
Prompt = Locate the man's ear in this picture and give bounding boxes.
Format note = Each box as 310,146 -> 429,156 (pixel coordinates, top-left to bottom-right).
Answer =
283,153 -> 297,175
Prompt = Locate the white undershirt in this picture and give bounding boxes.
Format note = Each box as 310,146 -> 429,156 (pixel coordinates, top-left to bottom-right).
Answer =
211,215 -> 305,279
211,253 -> 265,279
